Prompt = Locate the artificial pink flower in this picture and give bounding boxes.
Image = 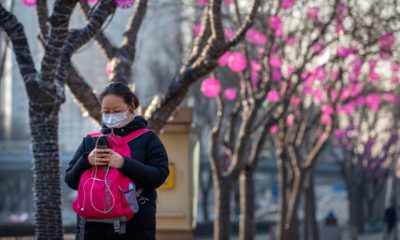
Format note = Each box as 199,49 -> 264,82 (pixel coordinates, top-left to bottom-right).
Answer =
267,90 -> 280,103
251,60 -> 262,71
286,66 -> 295,75
366,94 -> 381,112
194,23 -> 202,37
225,28 -> 235,40
201,77 -> 221,98
88,0 -> 98,3
268,16 -> 282,29
322,104 -> 333,115
336,46 -> 356,58
272,69 -> 282,81
379,32 -> 396,51
270,55 -> 282,68
321,114 -> 332,126
198,0 -> 208,6
286,114 -> 295,126
224,88 -> 237,101
22,0 -> 36,6
291,96 -> 301,105
114,0 -> 135,8
270,125 -> 279,134
281,0 -> 296,9
218,52 -> 231,66
312,42 -> 324,54
369,71 -> 380,82
383,93 -> 399,104
307,7 -> 320,21
285,35 -> 297,46
228,52 -> 247,72
224,0 -> 233,4
246,28 -> 267,45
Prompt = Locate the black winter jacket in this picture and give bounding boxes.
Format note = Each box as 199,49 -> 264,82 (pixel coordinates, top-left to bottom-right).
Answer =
65,116 -> 169,240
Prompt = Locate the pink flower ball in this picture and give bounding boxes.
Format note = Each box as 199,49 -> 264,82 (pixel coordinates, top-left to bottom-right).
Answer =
281,0 -> 296,9
114,0 -> 135,9
246,28 -> 267,46
218,52 -> 231,66
224,88 -> 237,101
266,90 -> 280,103
270,125 -> 279,134
268,16 -> 282,30
198,0 -> 208,6
228,52 -> 247,73
88,0 -> 98,4
201,77 -> 221,98
22,0 -> 36,7
307,7 -> 320,21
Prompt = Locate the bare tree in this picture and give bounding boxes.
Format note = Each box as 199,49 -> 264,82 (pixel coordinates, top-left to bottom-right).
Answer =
0,0 -> 117,238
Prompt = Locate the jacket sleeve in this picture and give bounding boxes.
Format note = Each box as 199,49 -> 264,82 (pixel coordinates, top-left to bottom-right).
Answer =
64,137 -> 92,190
119,132 -> 169,189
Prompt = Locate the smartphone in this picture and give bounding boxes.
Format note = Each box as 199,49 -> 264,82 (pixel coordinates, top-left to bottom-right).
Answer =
96,135 -> 109,149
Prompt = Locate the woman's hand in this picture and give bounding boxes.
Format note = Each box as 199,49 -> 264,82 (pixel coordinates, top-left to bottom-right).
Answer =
88,148 -> 124,169
87,148 -> 111,166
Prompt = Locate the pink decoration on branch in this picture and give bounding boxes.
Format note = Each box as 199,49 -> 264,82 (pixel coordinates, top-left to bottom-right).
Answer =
114,0 -> 135,8
225,28 -> 235,40
270,125 -> 279,134
246,28 -> 267,45
285,35 -> 297,46
194,23 -> 202,37
266,90 -> 280,103
307,7 -> 320,21
286,114 -> 295,126
198,0 -> 208,6
291,96 -> 301,105
22,0 -> 36,7
218,52 -> 231,66
228,52 -> 247,72
251,60 -> 262,71
321,114 -> 332,126
224,88 -> 237,101
312,42 -> 324,54
336,46 -> 357,58
88,0 -> 98,4
366,94 -> 381,112
281,0 -> 296,9
270,55 -> 282,68
379,32 -> 396,51
201,77 -> 221,98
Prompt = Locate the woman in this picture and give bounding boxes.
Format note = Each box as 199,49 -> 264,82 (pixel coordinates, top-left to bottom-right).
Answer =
65,82 -> 169,240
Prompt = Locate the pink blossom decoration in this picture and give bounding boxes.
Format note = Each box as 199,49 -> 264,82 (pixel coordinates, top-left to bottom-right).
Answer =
246,28 -> 267,45
285,35 -> 297,46
225,28 -> 235,40
391,62 -> 400,72
228,52 -> 247,72
366,94 -> 381,112
106,61 -> 114,78
201,77 -> 221,98
268,16 -> 283,38
251,60 -> 262,71
270,125 -> 279,134
266,90 -> 280,103
22,0 -> 36,7
272,69 -> 282,81
114,0 -> 135,8
291,96 -> 301,105
286,114 -> 295,126
224,0 -> 233,4
286,66 -> 295,75
194,23 -> 202,37
270,55 -> 282,68
198,0 -> 208,6
321,114 -> 332,126
307,7 -> 320,21
379,32 -> 396,51
281,0 -> 296,9
369,71 -> 380,82
322,104 -> 333,115
383,93 -> 399,104
88,0 -> 98,4
224,88 -> 237,101
218,52 -> 231,66
312,42 -> 324,54
336,46 -> 356,58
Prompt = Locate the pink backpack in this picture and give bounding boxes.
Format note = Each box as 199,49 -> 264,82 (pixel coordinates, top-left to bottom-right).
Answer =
72,128 -> 152,235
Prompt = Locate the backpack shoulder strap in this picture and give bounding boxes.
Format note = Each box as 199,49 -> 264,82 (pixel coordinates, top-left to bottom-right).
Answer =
121,128 -> 153,143
87,131 -> 102,138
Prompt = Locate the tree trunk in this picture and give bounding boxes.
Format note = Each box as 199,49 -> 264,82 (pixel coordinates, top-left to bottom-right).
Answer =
276,153 -> 288,240
304,169 -> 319,240
30,104 -> 63,239
239,168 -> 255,240
348,185 -> 365,236
214,178 -> 233,240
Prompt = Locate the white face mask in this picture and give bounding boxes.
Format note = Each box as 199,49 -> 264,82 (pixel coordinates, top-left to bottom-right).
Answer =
102,108 -> 133,129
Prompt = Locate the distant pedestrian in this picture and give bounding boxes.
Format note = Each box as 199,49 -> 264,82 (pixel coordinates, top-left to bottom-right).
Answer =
320,211 -> 342,240
384,204 -> 397,240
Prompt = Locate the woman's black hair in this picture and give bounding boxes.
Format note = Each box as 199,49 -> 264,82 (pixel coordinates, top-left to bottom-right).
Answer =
99,82 -> 139,108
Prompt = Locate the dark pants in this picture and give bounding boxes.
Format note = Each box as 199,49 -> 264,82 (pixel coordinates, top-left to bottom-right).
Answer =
76,216 -> 156,240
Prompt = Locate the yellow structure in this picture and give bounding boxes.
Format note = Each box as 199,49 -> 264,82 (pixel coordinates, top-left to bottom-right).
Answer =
156,107 -> 199,240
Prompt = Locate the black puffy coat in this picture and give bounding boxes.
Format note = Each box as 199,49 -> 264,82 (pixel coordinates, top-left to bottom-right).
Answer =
65,116 -> 169,240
